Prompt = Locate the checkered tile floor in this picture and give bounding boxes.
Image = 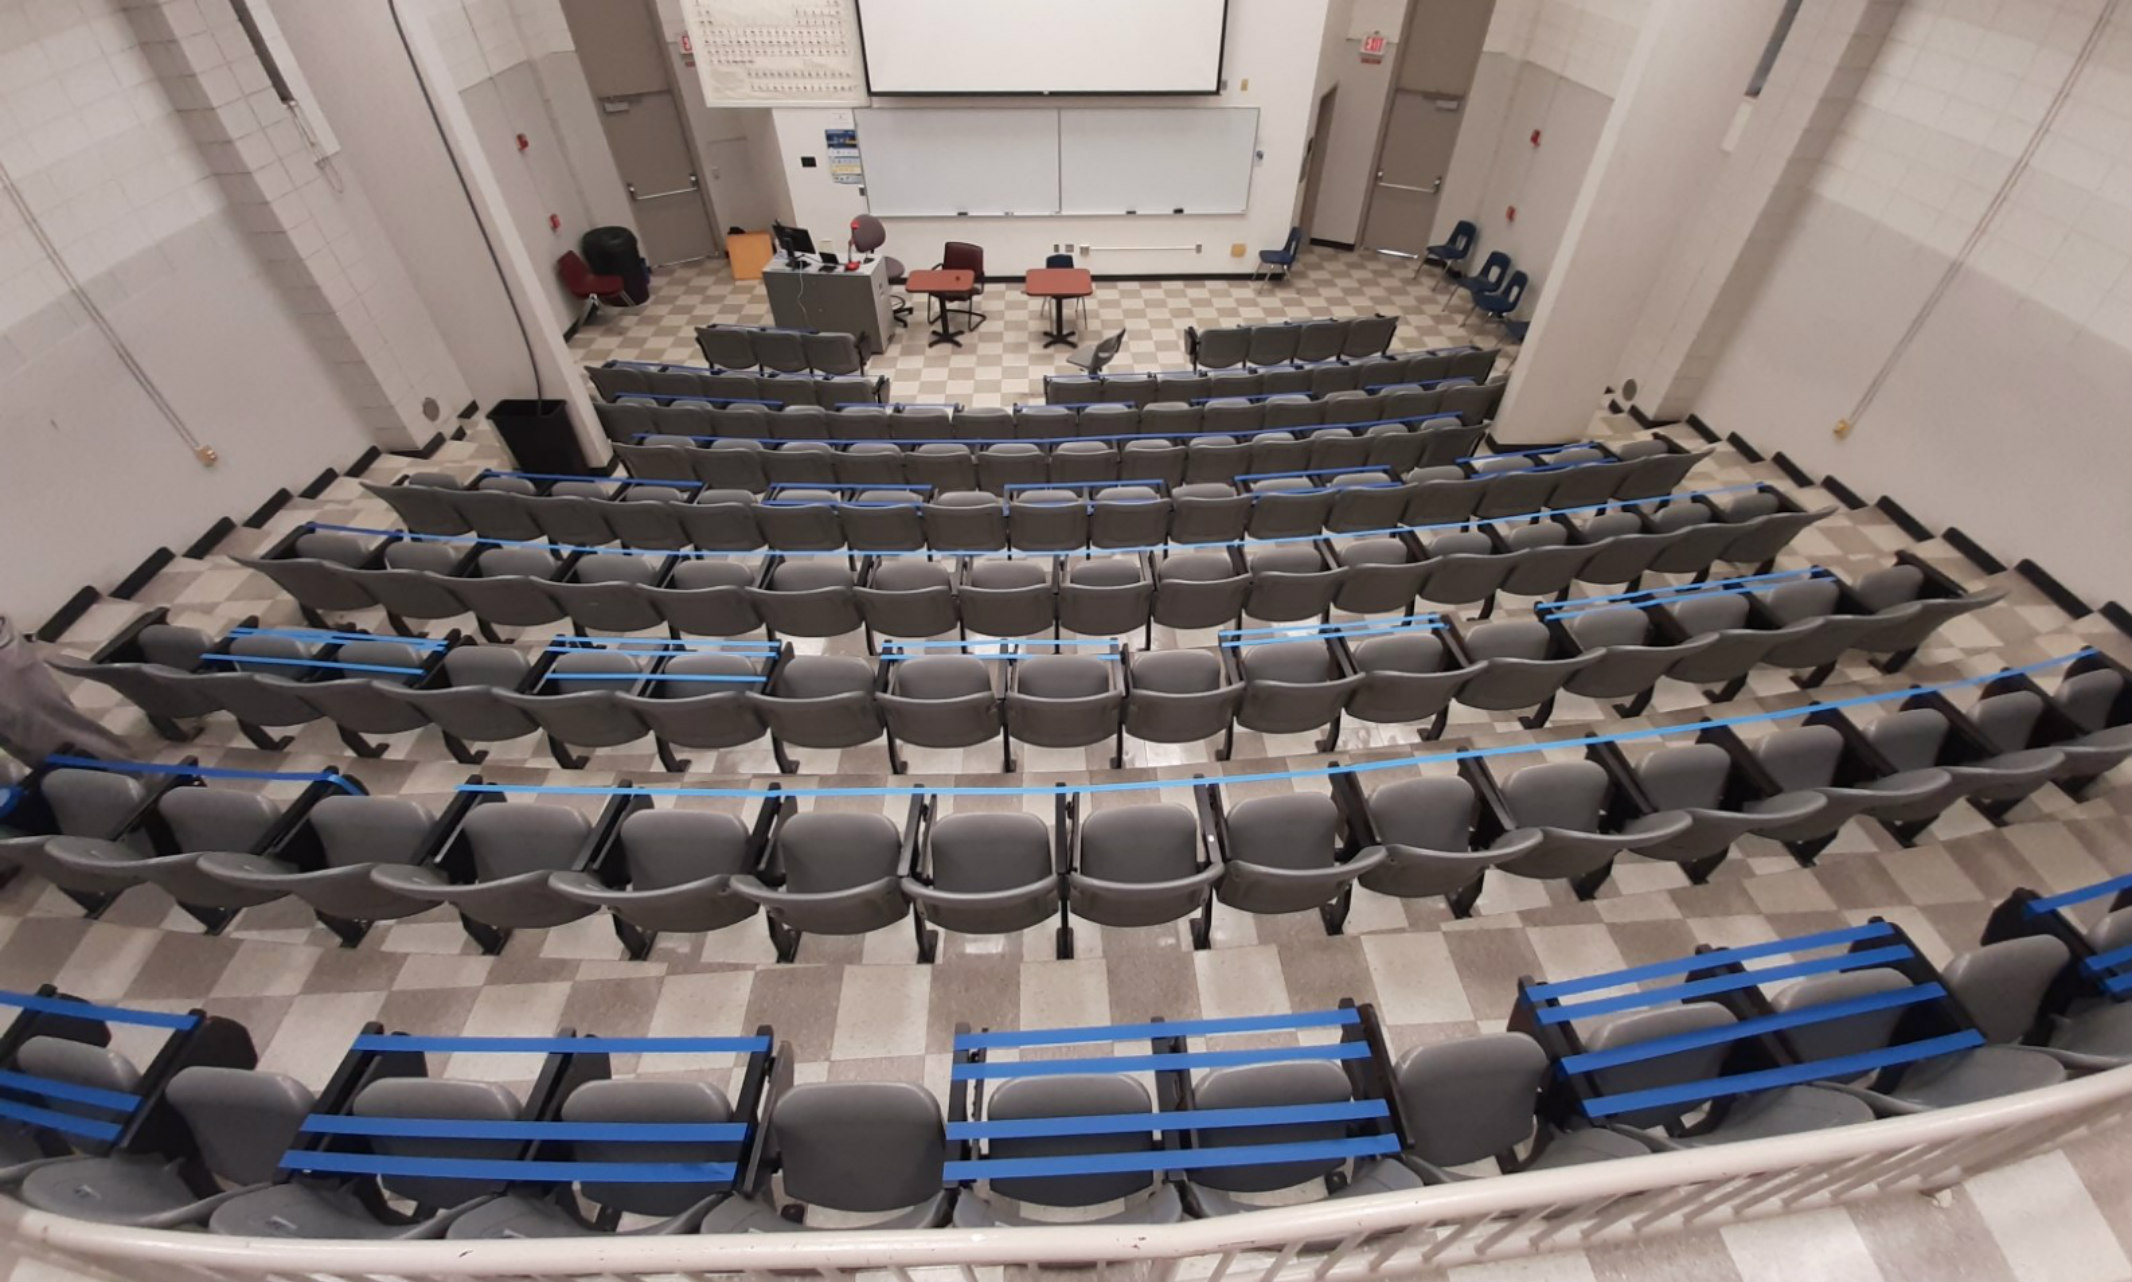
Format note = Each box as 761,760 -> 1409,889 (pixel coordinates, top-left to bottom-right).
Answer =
13,251 -> 2132,1281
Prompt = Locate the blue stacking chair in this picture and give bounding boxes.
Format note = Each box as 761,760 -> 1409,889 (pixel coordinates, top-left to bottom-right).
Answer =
1254,225 -> 1302,288
1472,270 -> 1528,330
1451,251 -> 1511,313
1424,220 -> 1478,290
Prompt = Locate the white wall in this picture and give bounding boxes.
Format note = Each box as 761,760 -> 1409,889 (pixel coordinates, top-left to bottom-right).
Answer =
1692,0 -> 2132,605
768,0 -> 1334,277
0,0 -> 378,620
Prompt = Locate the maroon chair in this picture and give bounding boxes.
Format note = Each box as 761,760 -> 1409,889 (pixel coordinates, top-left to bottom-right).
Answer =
557,251 -> 627,322
936,241 -> 987,333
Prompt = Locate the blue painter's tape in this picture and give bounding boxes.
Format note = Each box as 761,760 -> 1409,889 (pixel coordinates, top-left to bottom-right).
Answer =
1580,1032 -> 1986,1119
1527,922 -> 1897,1000
957,1008 -> 1359,1050
2081,942 -> 2132,974
954,1042 -> 1374,1081
0,988 -> 198,1030
199,654 -> 427,676
298,1116 -> 750,1141
1558,984 -> 1946,1074
2028,873 -> 2132,914
0,1069 -> 141,1113
349,1034 -> 770,1054
944,1134 -> 1399,1182
1535,946 -> 1918,1025
280,1152 -> 737,1183
0,1098 -> 122,1141
948,1099 -> 1386,1141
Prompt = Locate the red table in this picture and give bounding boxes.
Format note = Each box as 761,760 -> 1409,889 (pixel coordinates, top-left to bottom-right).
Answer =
906,268 -> 978,348
1023,268 -> 1095,348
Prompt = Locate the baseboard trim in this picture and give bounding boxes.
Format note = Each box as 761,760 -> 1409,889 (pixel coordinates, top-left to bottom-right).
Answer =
1308,238 -> 1355,251
393,431 -> 448,460
185,518 -> 237,560
1625,403 -> 1681,429
2017,559 -> 2092,619
299,468 -> 339,499
457,400 -> 481,421
243,489 -> 293,529
1942,528 -> 2006,576
35,588 -> 99,643
1819,473 -> 1867,510
345,446 -> 383,479
1683,414 -> 1720,444
112,549 -> 174,601
1726,433 -> 1766,464
2102,601 -> 2132,642
1874,496 -> 1932,543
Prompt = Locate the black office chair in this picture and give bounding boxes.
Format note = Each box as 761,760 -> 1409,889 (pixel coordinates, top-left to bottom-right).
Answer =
1069,329 -> 1126,377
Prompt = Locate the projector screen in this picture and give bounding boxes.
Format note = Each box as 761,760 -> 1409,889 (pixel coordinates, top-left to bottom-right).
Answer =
855,0 -> 1229,95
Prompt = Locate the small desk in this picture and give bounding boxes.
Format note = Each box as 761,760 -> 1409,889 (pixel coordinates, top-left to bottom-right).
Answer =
1024,268 -> 1094,348
906,268 -> 977,348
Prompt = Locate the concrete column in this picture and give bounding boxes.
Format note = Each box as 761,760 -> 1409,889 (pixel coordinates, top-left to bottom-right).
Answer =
1491,0 -> 1787,444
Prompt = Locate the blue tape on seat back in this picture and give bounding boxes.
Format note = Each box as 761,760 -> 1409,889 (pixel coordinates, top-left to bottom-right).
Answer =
953,1042 -> 1374,1081
0,988 -> 199,1030
38,757 -> 364,797
279,1152 -> 739,1183
0,1097 -> 122,1142
2105,972 -> 2132,996
947,1099 -> 1387,1141
2081,942 -> 2132,974
229,627 -> 450,649
199,654 -> 428,676
1579,1031 -> 1986,1119
1535,946 -> 1919,1025
299,1116 -> 751,1142
2028,873 -> 2132,915
1527,922 -> 1898,1001
348,1035 -> 771,1054
944,1134 -> 1401,1182
956,1008 -> 1360,1050
0,1069 -> 142,1113
1556,984 -> 1947,1074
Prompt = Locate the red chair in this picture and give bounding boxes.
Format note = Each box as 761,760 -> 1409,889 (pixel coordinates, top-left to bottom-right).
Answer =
557,251 -> 627,324
936,241 -> 987,333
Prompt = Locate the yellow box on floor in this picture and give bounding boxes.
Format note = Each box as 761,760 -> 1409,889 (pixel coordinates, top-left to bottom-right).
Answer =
726,231 -> 774,282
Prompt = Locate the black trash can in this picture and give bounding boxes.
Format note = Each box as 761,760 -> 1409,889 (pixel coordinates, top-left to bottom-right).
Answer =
583,226 -> 651,306
486,399 -> 592,475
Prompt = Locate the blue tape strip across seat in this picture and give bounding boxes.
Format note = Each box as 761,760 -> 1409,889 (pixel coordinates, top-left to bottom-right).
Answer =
540,673 -> 768,684
349,1035 -> 771,1054
1220,618 -> 1442,639
1527,922 -> 1897,1001
1222,621 -> 1443,647
0,1069 -> 142,1113
954,1043 -> 1374,1081
279,1152 -> 738,1183
0,988 -> 199,1030
944,1134 -> 1401,1181
39,757 -> 364,797
198,654 -> 428,676
229,628 -> 450,649
0,1097 -> 122,1141
1557,984 -> 1948,1074
1579,1031 -> 1987,1119
947,1099 -> 1387,1141
2028,873 -> 2132,914
1536,945 -> 1918,1025
957,1008 -> 1360,1050
2081,942 -> 2132,974
548,637 -> 779,652
628,411 -> 1472,449
448,651 -> 2095,801
299,1116 -> 751,1141
2104,972 -> 2132,996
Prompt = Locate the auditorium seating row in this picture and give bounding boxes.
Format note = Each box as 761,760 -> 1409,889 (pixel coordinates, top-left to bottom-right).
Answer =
72,553 -> 2005,780
1045,346 -> 1499,404
231,489 -> 1832,644
592,376 -> 1508,445
584,361 -> 889,407
1182,314 -> 1399,368
1,890 -> 2122,1238
695,324 -> 869,375
12,657 -> 2130,955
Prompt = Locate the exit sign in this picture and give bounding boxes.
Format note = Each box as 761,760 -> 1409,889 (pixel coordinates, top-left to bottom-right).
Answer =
1360,32 -> 1387,62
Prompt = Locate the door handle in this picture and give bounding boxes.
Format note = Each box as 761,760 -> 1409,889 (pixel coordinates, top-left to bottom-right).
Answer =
1375,178 -> 1442,195
627,174 -> 701,202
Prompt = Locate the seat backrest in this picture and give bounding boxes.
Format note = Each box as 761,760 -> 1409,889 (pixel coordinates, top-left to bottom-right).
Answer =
1971,689 -> 2046,754
1463,620 -> 1551,662
1579,1003 -> 1735,1128
42,769 -> 148,838
1080,803 -> 1199,881
1865,708 -> 1951,772
312,795 -> 436,869
1941,935 -> 2069,1044
1671,593 -> 1752,635
982,1074 -> 1157,1207
1224,793 -> 1336,870
1015,655 -> 1112,699
1501,760 -> 1608,829
443,646 -> 530,690
2058,668 -> 2126,733
1755,725 -> 1846,790
1352,633 -> 1446,674
165,1066 -> 316,1185
942,241 -> 984,277
772,1081 -> 944,1213
1636,744 -> 1732,811
619,809 -> 752,889
159,787 -> 283,854
1771,966 -> 1912,1063
779,811 -> 903,893
850,214 -> 886,253
459,803 -> 593,880
1392,1033 -> 1546,1168
930,812 -> 1051,891
14,1037 -> 142,1155
478,546 -> 559,579
1566,607 -> 1652,649
1852,565 -> 1926,611
292,532 -> 373,567
352,1076 -> 525,1207
1761,578 -> 1842,625
1188,1059 -> 1354,1192
138,624 -> 214,670
564,1078 -> 738,1217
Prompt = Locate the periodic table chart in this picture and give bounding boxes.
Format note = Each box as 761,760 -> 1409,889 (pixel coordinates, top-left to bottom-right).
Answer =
684,0 -> 870,107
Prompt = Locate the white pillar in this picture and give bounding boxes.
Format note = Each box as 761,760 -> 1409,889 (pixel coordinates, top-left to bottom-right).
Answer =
1492,0 -> 1786,444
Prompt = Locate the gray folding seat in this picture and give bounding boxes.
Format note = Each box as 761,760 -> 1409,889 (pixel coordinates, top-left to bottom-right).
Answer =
1742,724 -> 1952,851
1334,536 -> 1429,614
1441,378 -> 1507,424
1212,792 -> 1383,932
1261,399 -> 1321,437
1119,439 -> 1187,493
1183,434 -> 1251,485
1246,428 -> 1312,476
614,652 -> 768,766
904,811 -> 1059,959
1061,802 -> 1221,948
754,488 -> 844,552
1244,545 -> 1346,623
1361,424 -> 1427,474
1319,388 -> 1375,426
1396,465 -> 1484,529
676,490 -> 764,551
1244,324 -> 1299,368
953,406 -> 1014,442
1644,502 -> 1744,577
1342,314 -> 1396,359
1538,453 -> 1631,511
1472,460 -> 1562,522
1006,655 -> 1125,768
1049,440 -> 1118,488
238,533 -> 380,627
1372,1033 -> 1646,1185
446,547 -> 568,637
196,795 -> 443,944
802,331 -> 864,376
2033,665 -> 2132,788
1415,423 -> 1486,469
1413,530 -> 1513,611
886,407 -> 947,444
1089,484 -> 1170,549
746,559 -> 861,637
698,325 -> 757,369
1046,377 -> 1101,407
1863,705 -> 2061,819
746,655 -> 882,768
761,441 -> 836,488
1245,476 -> 1335,539
978,443 -> 1049,494
0,767 -> 158,904
1321,472 -> 1408,535
923,489 -> 1009,552
376,645 -> 539,760
878,656 -> 999,771
1614,743 -> 1826,880
1382,386 -> 1448,423
645,558 -> 762,638
371,802 -> 599,952
1612,445 -> 1713,502
1304,428 -> 1370,475
751,328 -> 807,374
1232,641 -> 1361,753
604,484 -> 694,549
2045,914 -> 2132,1067
365,477 -> 471,535
1569,511 -> 1670,587
1306,363 -> 1360,397
907,442 -> 977,494
1202,399 -> 1263,438
1191,326 -> 1251,370
53,624 -> 223,740
547,808 -> 763,959
595,399 -> 659,443
39,783 -> 290,929
1168,482 -> 1252,544
1257,367 -> 1310,398
447,1077 -> 747,1238
833,442 -> 906,488
190,635 -> 333,748
1123,650 -> 1242,748
497,650 -> 654,769
1008,488 -> 1091,552
1154,549 -> 1250,631
1452,620 -> 1601,723
269,639 -> 432,757
1494,521 -> 1599,607
856,558 -> 957,640
1719,502 -> 1839,572
1655,592 -> 1815,697
732,809 -> 914,960
953,1072 -> 1184,1226
546,552 -> 666,635
1356,775 -> 1541,917
454,481 -> 544,543
1077,402 -> 1138,441
1557,606 -> 1713,716
839,489 -> 925,553
1491,760 -> 1689,896
1141,372 -> 1200,406
722,1082 -> 948,1228
829,405 -> 891,440
1850,565 -> 2008,670
1058,557 -> 1154,640
1177,1057 -> 1387,1214
1343,631 -> 1475,738
1016,405 -> 1078,442
818,376 -> 881,409
525,491 -> 617,548
956,558 -> 1053,637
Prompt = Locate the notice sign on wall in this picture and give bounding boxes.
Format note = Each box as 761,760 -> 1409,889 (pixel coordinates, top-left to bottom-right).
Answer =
825,127 -> 864,185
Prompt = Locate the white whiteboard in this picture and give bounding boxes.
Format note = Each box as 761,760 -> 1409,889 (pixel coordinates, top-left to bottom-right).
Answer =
855,109 -> 1059,217
853,0 -> 1227,95
1060,108 -> 1256,214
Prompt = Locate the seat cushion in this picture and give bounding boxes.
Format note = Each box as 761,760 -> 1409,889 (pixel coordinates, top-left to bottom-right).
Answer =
1684,1086 -> 1871,1144
1891,1046 -> 2066,1108
2054,1000 -> 2132,1060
